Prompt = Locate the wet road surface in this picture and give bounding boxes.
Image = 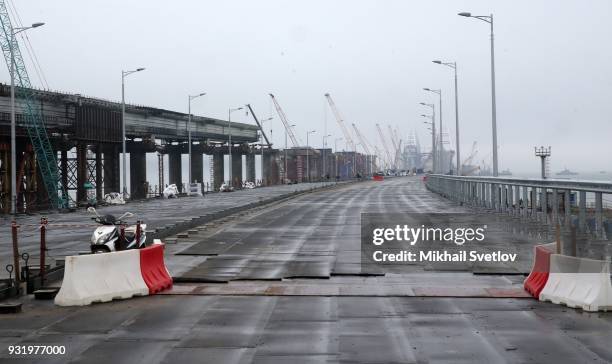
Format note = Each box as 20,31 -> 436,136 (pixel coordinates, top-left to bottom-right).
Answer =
2,177 -> 612,363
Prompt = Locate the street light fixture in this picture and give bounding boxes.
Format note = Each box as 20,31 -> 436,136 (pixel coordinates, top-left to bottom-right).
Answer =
433,59 -> 460,175
187,92 -> 206,184
420,103 -> 437,173
424,88 -> 442,173
306,130 -> 316,182
121,67 -> 146,198
228,106 -> 243,187
9,22 -> 45,214
458,11 -> 498,176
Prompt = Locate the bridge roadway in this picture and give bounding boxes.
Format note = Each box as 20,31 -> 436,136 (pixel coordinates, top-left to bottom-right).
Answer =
2,177 -> 612,363
0,182 -> 336,280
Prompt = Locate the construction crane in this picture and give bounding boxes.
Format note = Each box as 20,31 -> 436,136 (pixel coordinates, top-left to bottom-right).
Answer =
324,93 -> 355,152
269,94 -> 300,147
462,141 -> 478,167
387,125 -> 400,169
0,1 -> 68,208
246,104 -> 271,147
352,123 -> 375,175
351,124 -> 371,155
376,124 -> 393,170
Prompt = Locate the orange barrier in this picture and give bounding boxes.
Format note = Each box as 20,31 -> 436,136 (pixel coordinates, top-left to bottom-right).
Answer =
523,242 -> 555,299
139,243 -> 173,294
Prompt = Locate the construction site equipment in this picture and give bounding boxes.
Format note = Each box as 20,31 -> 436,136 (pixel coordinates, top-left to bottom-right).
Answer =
324,93 -> 355,152
269,94 -> 299,147
376,124 -> 393,170
0,2 -> 68,208
246,104 -> 271,147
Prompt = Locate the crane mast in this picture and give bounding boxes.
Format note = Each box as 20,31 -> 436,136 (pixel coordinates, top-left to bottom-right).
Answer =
0,1 -> 68,208
387,125 -> 400,169
351,123 -> 371,155
269,93 -> 300,147
376,124 -> 393,170
324,93 -> 355,151
246,104 -> 271,147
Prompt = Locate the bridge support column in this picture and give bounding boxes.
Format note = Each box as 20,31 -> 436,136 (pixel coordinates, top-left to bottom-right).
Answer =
231,153 -> 242,187
213,152 -> 224,191
95,145 -> 103,201
130,151 -> 147,199
76,144 -> 87,203
169,150 -> 182,193
262,153 -> 271,186
103,145 -> 120,195
60,149 -> 69,195
191,153 -> 203,184
246,153 -> 256,183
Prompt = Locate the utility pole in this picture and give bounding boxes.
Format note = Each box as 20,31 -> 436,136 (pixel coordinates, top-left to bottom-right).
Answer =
458,12 -> 498,176
188,92 -> 206,183
121,67 -> 145,198
9,22 -> 45,213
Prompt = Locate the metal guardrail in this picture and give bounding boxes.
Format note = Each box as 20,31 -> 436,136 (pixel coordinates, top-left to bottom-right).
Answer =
425,174 -> 612,239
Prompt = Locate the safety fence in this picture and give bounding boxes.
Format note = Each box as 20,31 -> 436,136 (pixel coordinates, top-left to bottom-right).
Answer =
425,174 -> 612,240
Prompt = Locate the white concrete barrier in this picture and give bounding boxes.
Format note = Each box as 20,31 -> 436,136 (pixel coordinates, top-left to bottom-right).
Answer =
540,254 -> 612,312
54,249 -> 149,306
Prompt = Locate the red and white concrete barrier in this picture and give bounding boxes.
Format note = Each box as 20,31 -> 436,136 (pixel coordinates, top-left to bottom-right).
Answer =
539,254 -> 612,312
55,242 -> 173,306
523,242 -> 556,299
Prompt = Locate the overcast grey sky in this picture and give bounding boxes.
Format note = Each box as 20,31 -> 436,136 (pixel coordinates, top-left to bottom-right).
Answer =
3,0 -> 611,174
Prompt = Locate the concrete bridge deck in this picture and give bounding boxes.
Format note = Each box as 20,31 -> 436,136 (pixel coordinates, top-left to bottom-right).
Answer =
1,177 -> 612,363
0,182 -> 337,280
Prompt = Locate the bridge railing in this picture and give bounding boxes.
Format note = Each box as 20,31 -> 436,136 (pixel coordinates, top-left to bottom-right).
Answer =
425,174 -> 612,239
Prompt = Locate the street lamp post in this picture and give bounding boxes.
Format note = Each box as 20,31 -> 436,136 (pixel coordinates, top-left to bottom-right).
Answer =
322,134 -> 331,179
188,92 -> 206,183
228,106 -> 244,187
424,88 -> 442,173
9,22 -> 44,214
458,12 -> 498,176
306,130 -> 316,182
334,137 -> 342,179
121,67 -> 146,198
285,124 -> 296,184
433,60 -> 460,175
420,103 -> 436,173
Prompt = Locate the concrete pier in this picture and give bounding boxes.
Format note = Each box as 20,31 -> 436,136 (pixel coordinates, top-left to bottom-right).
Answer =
213,152 -> 224,191
130,151 -> 147,199
231,153 -> 242,187
168,150 -> 182,193
246,153 -> 256,182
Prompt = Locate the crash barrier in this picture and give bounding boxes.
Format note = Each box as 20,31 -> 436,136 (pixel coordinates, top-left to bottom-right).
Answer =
539,254 -> 612,312
139,243 -> 173,294
55,242 -> 173,306
55,249 -> 148,306
523,242 -> 556,299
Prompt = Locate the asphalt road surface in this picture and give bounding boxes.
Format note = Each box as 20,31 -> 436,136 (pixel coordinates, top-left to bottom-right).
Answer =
2,177 -> 612,364
0,182 -> 335,280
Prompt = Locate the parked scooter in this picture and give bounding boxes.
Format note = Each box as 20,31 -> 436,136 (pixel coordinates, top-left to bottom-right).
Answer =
87,207 -> 148,253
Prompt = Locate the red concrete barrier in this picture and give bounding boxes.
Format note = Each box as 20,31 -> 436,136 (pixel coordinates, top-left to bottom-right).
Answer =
139,243 -> 173,294
524,243 -> 555,299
